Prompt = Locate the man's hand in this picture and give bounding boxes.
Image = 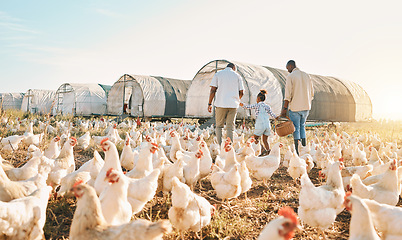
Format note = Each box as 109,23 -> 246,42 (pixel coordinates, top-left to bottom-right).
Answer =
280,109 -> 288,117
239,103 -> 244,107
208,105 -> 213,113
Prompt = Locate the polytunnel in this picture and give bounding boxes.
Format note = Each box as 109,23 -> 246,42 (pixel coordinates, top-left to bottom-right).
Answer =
21,89 -> 56,114
186,60 -> 372,122
0,93 -> 24,110
107,74 -> 191,118
53,83 -> 111,116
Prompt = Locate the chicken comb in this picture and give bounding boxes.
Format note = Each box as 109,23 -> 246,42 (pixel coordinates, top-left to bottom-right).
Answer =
338,158 -> 344,162
151,143 -> 159,147
73,179 -> 84,188
278,206 -> 298,225
100,138 -> 109,145
106,168 -> 114,177
198,149 -> 204,156
71,137 -> 77,142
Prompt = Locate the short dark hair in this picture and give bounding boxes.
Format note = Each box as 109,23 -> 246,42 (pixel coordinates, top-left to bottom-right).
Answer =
287,60 -> 296,67
227,63 -> 235,69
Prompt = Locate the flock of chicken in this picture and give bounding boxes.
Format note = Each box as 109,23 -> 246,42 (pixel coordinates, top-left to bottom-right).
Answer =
0,116 -> 401,240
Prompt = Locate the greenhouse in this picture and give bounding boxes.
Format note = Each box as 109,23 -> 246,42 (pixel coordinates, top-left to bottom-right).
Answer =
0,93 -> 25,111
107,74 -> 191,118
53,83 -> 111,116
21,89 -> 56,114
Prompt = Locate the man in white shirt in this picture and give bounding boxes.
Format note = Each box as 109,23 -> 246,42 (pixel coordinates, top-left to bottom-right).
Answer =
281,60 -> 314,155
208,63 -> 244,145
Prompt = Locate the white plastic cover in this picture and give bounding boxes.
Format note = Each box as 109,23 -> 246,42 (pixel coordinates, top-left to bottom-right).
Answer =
186,60 -> 283,119
21,89 -> 56,114
53,83 -> 108,116
0,93 -> 24,110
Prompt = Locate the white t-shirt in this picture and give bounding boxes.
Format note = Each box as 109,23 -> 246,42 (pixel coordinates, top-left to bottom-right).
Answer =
210,67 -> 245,108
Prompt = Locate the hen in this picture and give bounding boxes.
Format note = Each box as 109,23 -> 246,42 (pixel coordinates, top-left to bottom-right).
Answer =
100,169 -> 132,226
344,193 -> 380,240
46,137 -> 77,186
126,143 -> 158,179
0,165 -> 47,202
362,198 -> 402,239
168,177 -> 214,234
0,186 -> 52,240
298,161 -> 345,232
350,159 -> 399,206
245,142 -> 283,186
210,164 -> 241,200
94,138 -> 123,195
257,207 -> 300,240
44,136 -> 61,159
69,182 -> 171,240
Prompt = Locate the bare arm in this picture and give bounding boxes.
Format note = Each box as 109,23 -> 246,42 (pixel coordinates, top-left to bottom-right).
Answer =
208,87 -> 217,113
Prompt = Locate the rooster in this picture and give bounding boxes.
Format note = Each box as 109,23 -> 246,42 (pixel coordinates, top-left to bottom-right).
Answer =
69,182 -> 171,240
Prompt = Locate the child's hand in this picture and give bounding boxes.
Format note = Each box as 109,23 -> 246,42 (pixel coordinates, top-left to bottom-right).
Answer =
239,103 -> 244,107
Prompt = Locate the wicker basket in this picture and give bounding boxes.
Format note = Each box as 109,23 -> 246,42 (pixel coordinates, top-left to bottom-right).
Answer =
275,117 -> 295,137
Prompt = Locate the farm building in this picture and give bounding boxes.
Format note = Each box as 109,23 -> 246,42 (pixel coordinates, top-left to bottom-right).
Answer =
107,74 -> 191,118
186,60 -> 372,122
53,83 -> 111,116
0,93 -> 24,110
21,89 -> 56,114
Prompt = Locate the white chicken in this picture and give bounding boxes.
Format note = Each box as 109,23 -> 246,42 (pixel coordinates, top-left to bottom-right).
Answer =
94,138 -> 123,195
120,134 -> 137,170
100,169 -> 132,226
0,186 -> 52,240
298,161 -> 345,232
362,198 -> 402,239
0,135 -> 25,152
257,206 -> 300,240
69,182 -> 171,240
47,137 -> 77,188
0,164 -> 47,202
126,143 -> 158,179
245,142 -> 283,186
182,150 -> 202,190
350,159 -> 399,206
168,177 -> 214,234
210,164 -> 241,200
161,158 -> 185,194
44,136 -> 61,159
78,131 -> 91,150
287,151 -> 307,181
343,193 -> 381,240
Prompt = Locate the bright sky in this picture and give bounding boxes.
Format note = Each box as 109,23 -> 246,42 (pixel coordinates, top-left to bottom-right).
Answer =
1,0 -> 401,120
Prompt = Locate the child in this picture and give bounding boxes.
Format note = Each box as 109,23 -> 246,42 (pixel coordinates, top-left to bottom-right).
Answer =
240,89 -> 277,156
